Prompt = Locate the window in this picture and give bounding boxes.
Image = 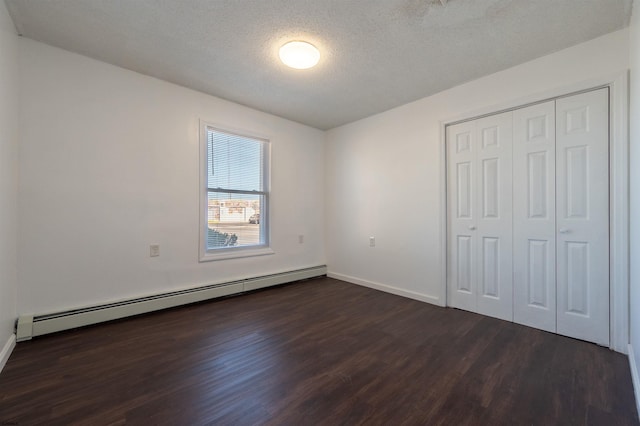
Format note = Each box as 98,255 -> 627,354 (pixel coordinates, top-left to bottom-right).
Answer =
200,122 -> 271,261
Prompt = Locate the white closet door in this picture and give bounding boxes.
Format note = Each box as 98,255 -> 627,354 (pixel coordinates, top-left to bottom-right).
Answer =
513,101 -> 557,332
447,121 -> 477,313
447,114 -> 512,319
474,112 -> 513,321
555,88 -> 609,346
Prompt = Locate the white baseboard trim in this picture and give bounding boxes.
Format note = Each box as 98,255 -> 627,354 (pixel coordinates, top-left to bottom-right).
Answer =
327,272 -> 441,305
0,334 -> 16,373
629,344 -> 640,421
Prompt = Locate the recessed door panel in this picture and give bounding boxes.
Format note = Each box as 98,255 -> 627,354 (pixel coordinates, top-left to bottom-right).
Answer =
482,237 -> 500,298
483,158 -> 499,218
565,146 -> 588,219
565,107 -> 589,134
457,162 -> 472,218
457,236 -> 473,293
527,115 -> 549,141
566,242 -> 589,315
482,126 -> 499,148
528,151 -> 548,219
457,132 -> 471,153
527,239 -> 550,308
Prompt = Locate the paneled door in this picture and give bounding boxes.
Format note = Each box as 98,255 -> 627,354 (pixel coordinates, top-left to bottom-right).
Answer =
447,112 -> 513,321
555,88 -> 609,346
513,101 -> 557,333
447,88 -> 610,346
447,120 -> 477,314
474,113 -> 513,321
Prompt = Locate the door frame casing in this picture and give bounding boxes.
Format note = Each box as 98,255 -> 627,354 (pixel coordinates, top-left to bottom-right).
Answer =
439,71 -> 630,353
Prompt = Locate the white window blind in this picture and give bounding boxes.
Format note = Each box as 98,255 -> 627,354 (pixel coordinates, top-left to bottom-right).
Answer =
204,126 -> 269,253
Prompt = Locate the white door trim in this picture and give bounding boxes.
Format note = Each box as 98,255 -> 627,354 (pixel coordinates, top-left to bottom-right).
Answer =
439,71 -> 630,353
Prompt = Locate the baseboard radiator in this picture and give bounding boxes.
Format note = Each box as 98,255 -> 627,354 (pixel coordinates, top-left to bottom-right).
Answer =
16,265 -> 327,342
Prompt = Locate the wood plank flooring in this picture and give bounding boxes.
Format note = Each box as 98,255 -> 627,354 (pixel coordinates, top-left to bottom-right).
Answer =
0,277 -> 637,425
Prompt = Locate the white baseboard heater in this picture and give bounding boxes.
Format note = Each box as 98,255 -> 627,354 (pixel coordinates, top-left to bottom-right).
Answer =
16,265 -> 326,342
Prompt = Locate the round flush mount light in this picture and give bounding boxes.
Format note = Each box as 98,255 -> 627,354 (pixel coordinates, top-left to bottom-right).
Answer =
279,41 -> 320,69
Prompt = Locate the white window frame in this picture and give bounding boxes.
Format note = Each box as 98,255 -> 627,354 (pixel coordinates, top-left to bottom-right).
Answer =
199,120 -> 273,262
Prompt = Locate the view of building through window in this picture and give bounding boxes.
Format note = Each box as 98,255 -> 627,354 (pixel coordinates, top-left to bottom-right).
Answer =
207,192 -> 262,248
205,126 -> 268,250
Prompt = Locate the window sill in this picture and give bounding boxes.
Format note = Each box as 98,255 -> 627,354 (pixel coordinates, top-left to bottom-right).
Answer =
199,246 -> 275,262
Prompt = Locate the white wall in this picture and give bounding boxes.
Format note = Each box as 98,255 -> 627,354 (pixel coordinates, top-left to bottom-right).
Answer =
325,29 -> 629,304
17,38 -> 325,315
628,0 -> 640,413
0,1 -> 19,359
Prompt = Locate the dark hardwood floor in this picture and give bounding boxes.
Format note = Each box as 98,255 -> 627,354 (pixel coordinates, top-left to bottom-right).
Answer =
0,277 -> 637,425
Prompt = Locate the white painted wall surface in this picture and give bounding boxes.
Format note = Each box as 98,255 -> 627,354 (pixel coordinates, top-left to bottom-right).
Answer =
628,0 -> 640,413
0,1 -> 18,353
17,38 -> 325,315
325,29 -> 629,304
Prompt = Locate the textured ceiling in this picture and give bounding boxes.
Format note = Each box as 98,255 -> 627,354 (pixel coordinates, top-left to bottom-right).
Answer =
5,0 -> 633,130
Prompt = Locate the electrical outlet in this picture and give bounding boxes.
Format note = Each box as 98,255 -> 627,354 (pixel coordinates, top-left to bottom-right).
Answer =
150,244 -> 160,257
298,234 -> 304,244
369,236 -> 375,247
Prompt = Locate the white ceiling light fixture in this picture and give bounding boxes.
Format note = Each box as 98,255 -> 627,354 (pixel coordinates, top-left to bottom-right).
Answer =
279,41 -> 320,70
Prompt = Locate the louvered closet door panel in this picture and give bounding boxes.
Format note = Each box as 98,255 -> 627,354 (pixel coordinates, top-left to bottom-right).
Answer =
513,101 -> 557,333
474,112 -> 513,321
447,121 -> 477,312
555,88 -> 609,346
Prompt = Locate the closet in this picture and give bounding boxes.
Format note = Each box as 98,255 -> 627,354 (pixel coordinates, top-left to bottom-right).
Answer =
446,88 -> 609,346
